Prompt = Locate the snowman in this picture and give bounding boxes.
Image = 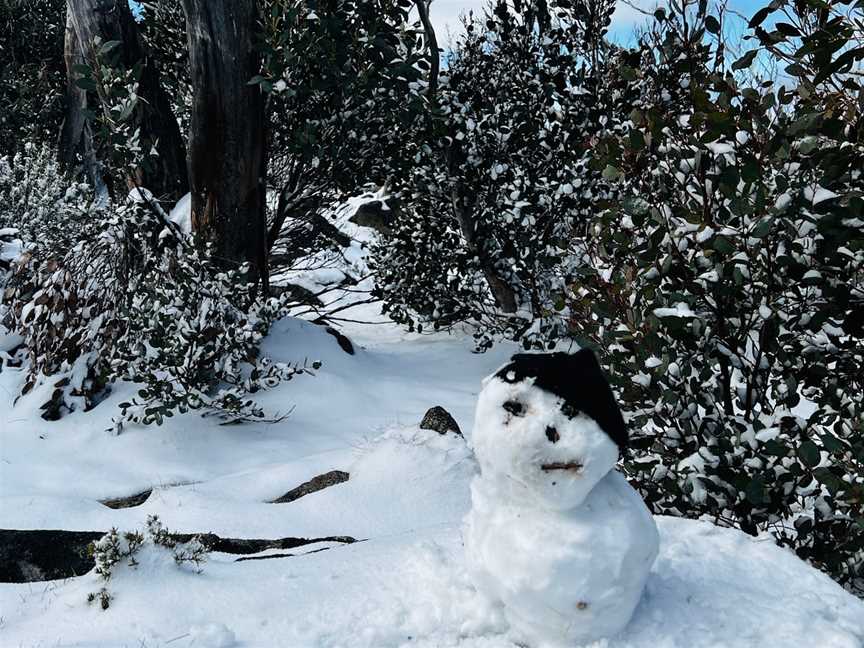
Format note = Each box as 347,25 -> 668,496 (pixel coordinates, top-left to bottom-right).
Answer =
464,351 -> 659,647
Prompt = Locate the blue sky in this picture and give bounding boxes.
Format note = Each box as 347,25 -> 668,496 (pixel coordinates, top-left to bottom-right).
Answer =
427,1 -> 767,43
131,1 -> 767,44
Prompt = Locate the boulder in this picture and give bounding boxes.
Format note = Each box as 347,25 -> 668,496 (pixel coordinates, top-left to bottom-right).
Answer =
420,406 -> 462,437
323,326 -> 355,355
349,198 -> 401,234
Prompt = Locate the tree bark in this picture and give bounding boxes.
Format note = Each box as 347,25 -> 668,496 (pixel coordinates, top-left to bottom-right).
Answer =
450,187 -> 518,314
57,4 -> 108,198
181,0 -> 269,290
66,0 -> 188,201
57,8 -> 87,169
415,0 -> 439,100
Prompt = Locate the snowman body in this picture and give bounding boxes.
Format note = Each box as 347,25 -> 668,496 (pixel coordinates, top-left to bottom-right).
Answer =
464,351 -> 659,647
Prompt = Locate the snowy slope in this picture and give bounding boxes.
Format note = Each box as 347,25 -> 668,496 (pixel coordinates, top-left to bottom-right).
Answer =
1,223 -> 863,646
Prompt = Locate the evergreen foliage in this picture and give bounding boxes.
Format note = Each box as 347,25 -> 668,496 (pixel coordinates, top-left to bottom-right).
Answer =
0,0 -> 67,156
586,1 -> 864,595
375,0 -> 619,349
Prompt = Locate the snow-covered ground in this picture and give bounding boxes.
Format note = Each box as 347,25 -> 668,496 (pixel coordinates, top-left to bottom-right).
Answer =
1,214 -> 863,647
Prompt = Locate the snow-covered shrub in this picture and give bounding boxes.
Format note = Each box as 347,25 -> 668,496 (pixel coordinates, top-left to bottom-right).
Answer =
374,0 -> 620,350
2,194 -> 313,428
0,143 -> 92,252
577,3 -> 864,594
0,143 -> 92,335
88,515 -> 207,609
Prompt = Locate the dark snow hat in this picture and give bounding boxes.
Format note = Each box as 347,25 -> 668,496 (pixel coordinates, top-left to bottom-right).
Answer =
494,350 -> 628,450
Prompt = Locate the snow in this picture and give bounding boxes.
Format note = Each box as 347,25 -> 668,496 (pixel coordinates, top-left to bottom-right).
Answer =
0,227 -> 22,263
465,362 -> 658,648
466,472 -> 659,646
704,141 -> 735,156
1,224 -> 863,647
804,185 -> 840,205
653,302 -> 697,318
169,192 -> 193,233
465,362 -> 658,645
127,186 -> 156,204
469,373 -> 620,511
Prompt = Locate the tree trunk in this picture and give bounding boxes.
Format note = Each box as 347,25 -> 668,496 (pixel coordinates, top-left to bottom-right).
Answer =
415,0 -> 439,100
181,0 -> 269,290
66,0 -> 188,201
450,187 -> 518,314
57,8 -> 87,169
57,4 -> 108,199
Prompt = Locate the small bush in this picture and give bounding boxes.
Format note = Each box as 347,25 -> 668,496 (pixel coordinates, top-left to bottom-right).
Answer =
87,515 -> 207,609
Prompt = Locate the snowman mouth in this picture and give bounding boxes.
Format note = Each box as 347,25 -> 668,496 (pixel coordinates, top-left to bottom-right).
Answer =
541,461 -> 583,473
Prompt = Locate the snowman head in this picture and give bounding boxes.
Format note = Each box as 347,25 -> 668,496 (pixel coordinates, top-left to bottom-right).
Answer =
471,350 -> 627,510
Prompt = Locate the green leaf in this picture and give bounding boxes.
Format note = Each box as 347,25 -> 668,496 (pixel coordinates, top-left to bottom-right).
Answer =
799,440 -> 820,467
602,165 -> 621,181
74,77 -> 98,92
775,22 -> 800,37
751,218 -> 772,238
748,7 -> 772,29
745,478 -> 765,505
98,40 -> 122,56
820,433 -> 845,454
813,467 -> 843,495
813,46 -> 864,86
619,66 -> 637,82
705,16 -> 721,34
732,50 -> 758,71
798,136 -> 819,155
713,236 -> 735,255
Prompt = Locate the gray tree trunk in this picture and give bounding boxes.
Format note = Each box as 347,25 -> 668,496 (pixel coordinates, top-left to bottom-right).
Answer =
181,0 -> 269,290
66,0 -> 188,201
57,6 -> 107,199
57,9 -> 87,169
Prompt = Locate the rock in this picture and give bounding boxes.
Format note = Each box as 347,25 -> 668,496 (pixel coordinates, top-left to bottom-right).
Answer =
268,282 -> 323,307
100,488 -> 153,509
0,530 -> 103,583
420,406 -> 462,437
268,470 -> 350,504
323,326 -> 355,355
349,198 -> 401,234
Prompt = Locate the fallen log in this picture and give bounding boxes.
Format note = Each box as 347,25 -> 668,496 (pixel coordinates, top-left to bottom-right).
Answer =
0,529 -> 358,583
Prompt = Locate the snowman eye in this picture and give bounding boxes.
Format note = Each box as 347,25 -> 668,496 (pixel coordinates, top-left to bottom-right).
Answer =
545,426 -> 560,443
502,400 -> 524,417
561,403 -> 580,419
